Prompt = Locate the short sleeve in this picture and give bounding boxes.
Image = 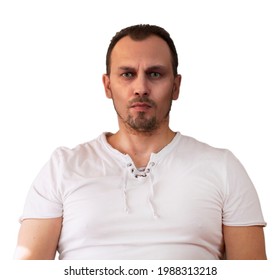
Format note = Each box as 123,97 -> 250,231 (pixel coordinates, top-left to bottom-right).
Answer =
222,150 -> 266,227
20,149 -> 63,222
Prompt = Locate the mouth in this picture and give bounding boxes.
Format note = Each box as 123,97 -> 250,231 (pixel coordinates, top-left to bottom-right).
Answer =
131,102 -> 152,108
130,102 -> 152,111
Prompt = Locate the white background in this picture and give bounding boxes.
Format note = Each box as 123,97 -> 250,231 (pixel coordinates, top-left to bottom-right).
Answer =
0,0 -> 279,268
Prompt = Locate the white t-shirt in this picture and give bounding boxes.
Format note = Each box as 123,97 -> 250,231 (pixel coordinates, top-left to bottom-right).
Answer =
21,132 -> 266,259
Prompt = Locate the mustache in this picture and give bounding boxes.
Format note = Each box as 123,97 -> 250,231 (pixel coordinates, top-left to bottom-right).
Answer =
128,97 -> 157,108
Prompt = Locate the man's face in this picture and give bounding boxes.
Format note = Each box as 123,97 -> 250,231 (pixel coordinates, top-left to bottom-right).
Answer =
103,35 -> 181,134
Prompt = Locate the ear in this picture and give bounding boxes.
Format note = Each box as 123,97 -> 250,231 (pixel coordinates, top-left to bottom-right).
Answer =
172,74 -> 182,100
102,74 -> 112,99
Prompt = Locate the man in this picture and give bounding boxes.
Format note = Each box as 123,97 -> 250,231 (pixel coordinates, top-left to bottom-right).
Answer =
14,24 -> 266,260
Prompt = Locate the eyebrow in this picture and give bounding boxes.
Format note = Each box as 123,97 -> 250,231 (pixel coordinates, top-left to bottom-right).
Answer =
118,66 -> 135,72
117,65 -> 167,72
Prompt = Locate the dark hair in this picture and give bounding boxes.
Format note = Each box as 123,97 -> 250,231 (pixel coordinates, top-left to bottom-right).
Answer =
106,24 -> 178,76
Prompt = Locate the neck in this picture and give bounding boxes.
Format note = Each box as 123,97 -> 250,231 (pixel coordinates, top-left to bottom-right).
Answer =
107,125 -> 176,168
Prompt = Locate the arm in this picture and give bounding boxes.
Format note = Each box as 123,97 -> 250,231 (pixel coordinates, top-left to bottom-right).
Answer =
14,217 -> 62,260
223,225 -> 267,260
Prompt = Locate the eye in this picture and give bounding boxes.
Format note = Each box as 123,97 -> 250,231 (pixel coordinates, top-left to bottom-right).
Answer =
121,72 -> 134,78
149,72 -> 161,78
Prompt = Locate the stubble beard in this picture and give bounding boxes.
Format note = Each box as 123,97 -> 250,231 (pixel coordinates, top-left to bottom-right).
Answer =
112,96 -> 173,135
127,112 -> 157,133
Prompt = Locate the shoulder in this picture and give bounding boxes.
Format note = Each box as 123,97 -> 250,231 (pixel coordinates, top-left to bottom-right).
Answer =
53,133 -> 106,162
45,133 -> 110,178
177,133 -> 230,161
44,133 -> 110,171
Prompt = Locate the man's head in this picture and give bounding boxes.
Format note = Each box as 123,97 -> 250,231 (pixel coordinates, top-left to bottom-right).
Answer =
103,24 -> 181,134
106,24 -> 179,77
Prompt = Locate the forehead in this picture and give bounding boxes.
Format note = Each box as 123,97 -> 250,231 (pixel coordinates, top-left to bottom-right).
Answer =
110,35 -> 173,69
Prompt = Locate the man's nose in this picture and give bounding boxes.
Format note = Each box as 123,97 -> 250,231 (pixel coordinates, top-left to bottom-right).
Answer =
133,74 -> 150,96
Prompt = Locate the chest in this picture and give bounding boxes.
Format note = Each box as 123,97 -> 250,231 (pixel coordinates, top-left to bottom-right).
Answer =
60,163 -> 225,240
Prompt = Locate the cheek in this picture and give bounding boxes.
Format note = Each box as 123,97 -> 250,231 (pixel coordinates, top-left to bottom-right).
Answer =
111,82 -> 131,98
154,87 -> 174,106
111,89 -> 129,110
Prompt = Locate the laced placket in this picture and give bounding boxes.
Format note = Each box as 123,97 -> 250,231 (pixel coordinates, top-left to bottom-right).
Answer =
122,161 -> 159,219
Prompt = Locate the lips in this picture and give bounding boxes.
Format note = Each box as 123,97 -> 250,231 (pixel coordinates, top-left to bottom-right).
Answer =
130,102 -> 152,108
129,102 -> 152,112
